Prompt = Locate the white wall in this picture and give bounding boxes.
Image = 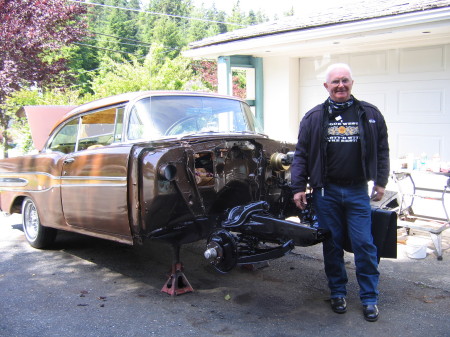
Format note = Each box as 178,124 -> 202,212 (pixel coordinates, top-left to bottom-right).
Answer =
262,56 -> 299,143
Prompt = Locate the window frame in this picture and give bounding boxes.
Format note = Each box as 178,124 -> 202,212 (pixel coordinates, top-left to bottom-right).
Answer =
45,104 -> 126,154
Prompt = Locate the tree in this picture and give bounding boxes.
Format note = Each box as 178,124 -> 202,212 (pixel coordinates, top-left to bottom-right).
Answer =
246,10 -> 257,26
151,17 -> 184,57
186,5 -> 211,44
187,4 -> 226,42
192,60 -> 218,91
95,0 -> 141,60
228,0 -> 245,31
0,0 -> 87,157
283,6 -> 295,17
138,0 -> 192,56
90,44 -> 198,97
3,87 -> 88,154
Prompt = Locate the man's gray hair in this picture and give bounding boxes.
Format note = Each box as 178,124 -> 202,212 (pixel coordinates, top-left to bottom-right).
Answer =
325,63 -> 353,82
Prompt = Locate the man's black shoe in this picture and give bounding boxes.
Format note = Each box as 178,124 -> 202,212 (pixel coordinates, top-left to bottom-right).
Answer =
330,297 -> 347,314
363,304 -> 379,322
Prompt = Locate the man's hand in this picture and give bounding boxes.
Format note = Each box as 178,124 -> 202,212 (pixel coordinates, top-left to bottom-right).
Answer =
371,185 -> 385,201
293,191 -> 307,210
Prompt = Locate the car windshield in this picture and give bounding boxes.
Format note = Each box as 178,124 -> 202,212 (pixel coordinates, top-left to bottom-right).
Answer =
127,95 -> 260,140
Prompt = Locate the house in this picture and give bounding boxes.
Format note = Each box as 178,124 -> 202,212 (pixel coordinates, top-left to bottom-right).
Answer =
184,0 -> 450,169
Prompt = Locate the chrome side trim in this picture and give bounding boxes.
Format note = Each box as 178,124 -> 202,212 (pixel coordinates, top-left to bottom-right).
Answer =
61,176 -> 127,181
0,172 -> 127,191
0,171 -> 58,180
61,176 -> 127,188
61,183 -> 127,188
0,172 -> 126,182
0,177 -> 29,187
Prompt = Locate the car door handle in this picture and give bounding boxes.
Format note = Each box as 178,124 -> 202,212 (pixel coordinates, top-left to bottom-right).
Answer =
63,157 -> 75,164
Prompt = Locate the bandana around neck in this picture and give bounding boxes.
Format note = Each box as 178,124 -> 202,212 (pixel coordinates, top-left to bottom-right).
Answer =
327,97 -> 354,116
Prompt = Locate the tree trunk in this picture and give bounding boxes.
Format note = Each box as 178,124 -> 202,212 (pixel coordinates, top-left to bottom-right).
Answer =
1,130 -> 9,159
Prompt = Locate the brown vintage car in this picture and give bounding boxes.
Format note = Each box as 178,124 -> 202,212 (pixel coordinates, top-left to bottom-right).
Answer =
0,91 -> 327,295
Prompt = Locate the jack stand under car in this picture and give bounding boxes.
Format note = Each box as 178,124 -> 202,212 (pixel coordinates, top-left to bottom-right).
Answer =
161,262 -> 194,296
161,244 -> 194,296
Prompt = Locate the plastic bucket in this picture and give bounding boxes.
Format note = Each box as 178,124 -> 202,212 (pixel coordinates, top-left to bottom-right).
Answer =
406,238 -> 427,259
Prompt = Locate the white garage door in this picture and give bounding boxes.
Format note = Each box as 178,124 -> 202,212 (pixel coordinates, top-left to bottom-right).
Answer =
299,44 -> 450,171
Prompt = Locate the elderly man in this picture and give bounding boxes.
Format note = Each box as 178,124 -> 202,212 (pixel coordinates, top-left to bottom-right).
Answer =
291,63 -> 390,322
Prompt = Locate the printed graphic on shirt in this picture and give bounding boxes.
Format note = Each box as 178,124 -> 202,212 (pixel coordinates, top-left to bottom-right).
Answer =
328,120 -> 359,143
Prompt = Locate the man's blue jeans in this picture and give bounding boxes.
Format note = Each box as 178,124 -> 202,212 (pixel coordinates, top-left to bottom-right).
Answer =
313,182 -> 379,305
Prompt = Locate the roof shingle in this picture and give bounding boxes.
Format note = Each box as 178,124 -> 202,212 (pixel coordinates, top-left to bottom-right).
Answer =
189,0 -> 450,48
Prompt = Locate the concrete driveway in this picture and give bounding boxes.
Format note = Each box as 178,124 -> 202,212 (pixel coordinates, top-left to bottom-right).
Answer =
1,213 -> 449,337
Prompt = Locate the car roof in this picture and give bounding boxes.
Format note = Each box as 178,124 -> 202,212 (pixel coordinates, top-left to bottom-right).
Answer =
50,91 -> 244,135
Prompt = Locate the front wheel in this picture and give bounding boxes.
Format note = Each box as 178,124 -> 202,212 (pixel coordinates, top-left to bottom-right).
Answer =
22,197 -> 57,248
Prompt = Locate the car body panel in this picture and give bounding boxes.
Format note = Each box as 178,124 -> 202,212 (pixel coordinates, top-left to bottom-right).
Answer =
60,144 -> 131,238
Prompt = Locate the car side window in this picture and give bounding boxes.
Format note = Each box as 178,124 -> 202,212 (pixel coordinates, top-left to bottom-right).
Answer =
127,99 -> 163,140
127,106 -> 145,140
78,107 -> 120,151
113,107 -> 124,143
48,118 -> 79,154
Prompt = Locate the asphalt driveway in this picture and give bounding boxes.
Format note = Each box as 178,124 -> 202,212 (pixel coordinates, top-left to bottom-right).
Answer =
1,213 -> 449,337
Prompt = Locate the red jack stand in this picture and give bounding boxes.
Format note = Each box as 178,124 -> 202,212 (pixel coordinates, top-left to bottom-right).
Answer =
161,244 -> 193,296
161,262 -> 194,296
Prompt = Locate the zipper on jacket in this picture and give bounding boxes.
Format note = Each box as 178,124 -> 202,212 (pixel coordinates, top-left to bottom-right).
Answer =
358,105 -> 368,180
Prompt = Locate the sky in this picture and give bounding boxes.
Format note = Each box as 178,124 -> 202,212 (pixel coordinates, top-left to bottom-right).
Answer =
194,0 -> 356,17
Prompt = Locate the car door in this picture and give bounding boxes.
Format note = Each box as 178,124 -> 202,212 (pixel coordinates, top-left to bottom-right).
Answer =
59,106 -> 133,239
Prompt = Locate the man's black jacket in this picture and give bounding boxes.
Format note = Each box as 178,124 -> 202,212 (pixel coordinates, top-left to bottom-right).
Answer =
290,97 -> 390,193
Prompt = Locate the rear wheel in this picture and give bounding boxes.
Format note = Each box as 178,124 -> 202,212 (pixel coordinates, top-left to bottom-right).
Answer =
22,197 -> 57,248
